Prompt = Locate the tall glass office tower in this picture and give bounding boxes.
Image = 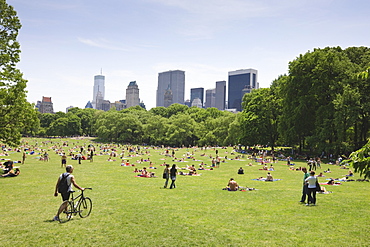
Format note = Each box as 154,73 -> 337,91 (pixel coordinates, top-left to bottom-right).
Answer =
92,74 -> 105,109
228,69 -> 258,111
156,70 -> 185,107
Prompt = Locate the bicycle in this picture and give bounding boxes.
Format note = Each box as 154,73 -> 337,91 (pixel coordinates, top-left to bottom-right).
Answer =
60,188 -> 93,222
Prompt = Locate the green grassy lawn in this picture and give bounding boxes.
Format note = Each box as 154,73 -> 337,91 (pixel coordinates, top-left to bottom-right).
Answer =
0,138 -> 369,246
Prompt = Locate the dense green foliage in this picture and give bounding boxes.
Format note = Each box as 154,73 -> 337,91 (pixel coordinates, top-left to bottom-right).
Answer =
0,0 -> 38,146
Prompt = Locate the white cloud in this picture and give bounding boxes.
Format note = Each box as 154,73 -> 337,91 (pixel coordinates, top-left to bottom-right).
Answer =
77,38 -> 135,52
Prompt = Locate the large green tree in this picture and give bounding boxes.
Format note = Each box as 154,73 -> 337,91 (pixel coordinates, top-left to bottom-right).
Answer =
279,47 -> 353,153
240,78 -> 282,151
0,0 -> 38,146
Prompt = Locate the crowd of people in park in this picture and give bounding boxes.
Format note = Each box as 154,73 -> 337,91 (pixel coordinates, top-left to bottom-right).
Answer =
0,138 -> 361,217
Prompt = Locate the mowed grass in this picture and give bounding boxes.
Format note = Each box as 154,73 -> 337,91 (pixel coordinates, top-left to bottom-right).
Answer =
0,138 -> 369,247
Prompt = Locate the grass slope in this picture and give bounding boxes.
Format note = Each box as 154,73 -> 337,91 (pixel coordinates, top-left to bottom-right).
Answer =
0,138 -> 369,246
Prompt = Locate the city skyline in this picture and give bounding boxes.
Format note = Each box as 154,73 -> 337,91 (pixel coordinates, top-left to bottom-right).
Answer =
9,0 -> 370,112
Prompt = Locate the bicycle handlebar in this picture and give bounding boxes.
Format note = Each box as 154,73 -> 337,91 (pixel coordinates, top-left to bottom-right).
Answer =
70,188 -> 92,193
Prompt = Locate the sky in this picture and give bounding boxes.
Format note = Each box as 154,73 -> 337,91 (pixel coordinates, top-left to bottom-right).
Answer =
7,0 -> 370,112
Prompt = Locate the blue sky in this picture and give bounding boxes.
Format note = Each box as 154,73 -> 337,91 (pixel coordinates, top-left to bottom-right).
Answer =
8,0 -> 370,112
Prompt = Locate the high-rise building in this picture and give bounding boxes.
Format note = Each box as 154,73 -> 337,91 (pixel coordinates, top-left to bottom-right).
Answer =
38,96 -> 54,113
95,91 -> 104,110
163,86 -> 173,107
126,81 -> 140,108
215,81 -> 226,110
205,88 -> 216,108
92,74 -> 105,109
190,87 -> 204,108
228,69 -> 258,111
156,70 -> 185,107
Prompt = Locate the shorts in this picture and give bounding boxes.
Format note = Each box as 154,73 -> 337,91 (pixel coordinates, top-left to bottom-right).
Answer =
61,192 -> 71,201
62,159 -> 66,165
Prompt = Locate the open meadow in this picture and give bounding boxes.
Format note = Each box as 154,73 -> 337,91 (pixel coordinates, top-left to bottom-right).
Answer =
0,138 -> 369,247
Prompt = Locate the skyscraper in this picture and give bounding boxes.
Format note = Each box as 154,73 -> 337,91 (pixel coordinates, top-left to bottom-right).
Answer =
190,87 -> 204,108
38,96 -> 54,113
92,74 -> 105,109
126,81 -> 140,108
156,70 -> 185,107
215,81 -> 226,110
205,88 -> 216,108
228,69 -> 258,111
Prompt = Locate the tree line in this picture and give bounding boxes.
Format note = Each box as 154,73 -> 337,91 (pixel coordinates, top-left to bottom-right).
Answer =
32,46 -> 370,157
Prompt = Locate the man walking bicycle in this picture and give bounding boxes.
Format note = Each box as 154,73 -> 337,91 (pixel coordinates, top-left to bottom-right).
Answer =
53,165 -> 84,221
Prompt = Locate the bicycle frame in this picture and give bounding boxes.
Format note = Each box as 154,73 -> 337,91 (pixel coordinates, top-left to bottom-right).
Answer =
69,188 -> 92,214
61,188 -> 92,222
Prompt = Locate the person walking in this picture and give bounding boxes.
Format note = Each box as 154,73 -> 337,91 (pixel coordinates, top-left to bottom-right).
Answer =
61,153 -> 67,168
163,164 -> 170,188
169,164 -> 177,189
305,171 -> 318,206
53,165 -> 84,221
300,167 -> 309,203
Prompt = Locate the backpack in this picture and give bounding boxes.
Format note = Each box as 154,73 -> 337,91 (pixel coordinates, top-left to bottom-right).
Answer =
58,173 -> 70,193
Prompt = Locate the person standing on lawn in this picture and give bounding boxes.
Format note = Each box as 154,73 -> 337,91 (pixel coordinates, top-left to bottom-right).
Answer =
305,171 -> 318,206
163,164 -> 170,188
300,167 -> 309,203
169,164 -> 177,189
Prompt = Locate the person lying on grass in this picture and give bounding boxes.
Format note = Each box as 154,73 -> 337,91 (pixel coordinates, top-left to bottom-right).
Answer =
1,168 -> 20,177
223,178 -> 255,191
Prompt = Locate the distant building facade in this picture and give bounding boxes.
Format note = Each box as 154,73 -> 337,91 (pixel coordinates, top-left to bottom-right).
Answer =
205,89 -> 216,108
111,101 -> 125,111
95,91 -> 104,110
156,70 -> 185,107
191,98 -> 203,108
126,81 -> 140,108
215,81 -> 226,110
38,96 -> 54,113
228,69 -> 258,111
163,86 -> 173,108
101,100 -> 111,111
190,87 -> 204,108
92,74 -> 105,109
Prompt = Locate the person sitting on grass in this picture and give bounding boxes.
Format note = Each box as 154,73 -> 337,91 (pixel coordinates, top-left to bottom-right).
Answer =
188,165 -> 197,175
265,172 -> 273,181
140,167 -> 149,177
226,178 -> 239,191
1,168 -> 20,177
237,167 -> 244,174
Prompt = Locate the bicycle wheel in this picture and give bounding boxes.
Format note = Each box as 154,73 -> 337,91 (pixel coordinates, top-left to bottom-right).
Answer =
78,197 -> 92,218
60,201 -> 74,222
